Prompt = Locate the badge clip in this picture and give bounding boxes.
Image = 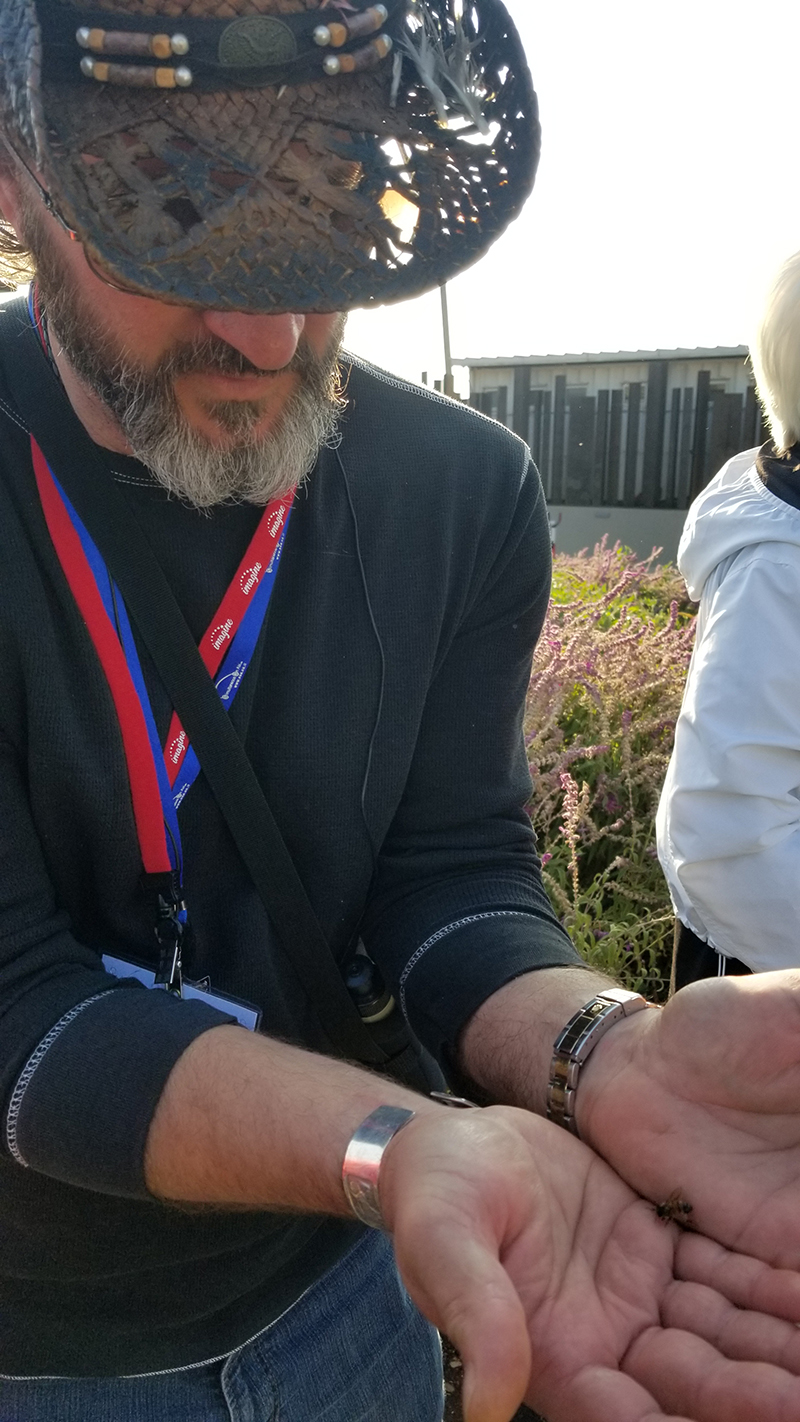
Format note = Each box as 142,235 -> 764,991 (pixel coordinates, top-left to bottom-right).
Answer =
154,889 -> 186,994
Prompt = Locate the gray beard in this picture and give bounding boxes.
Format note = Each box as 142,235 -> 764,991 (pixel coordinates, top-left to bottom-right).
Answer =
22,193 -> 346,508
52,316 -> 347,510
82,326 -> 347,509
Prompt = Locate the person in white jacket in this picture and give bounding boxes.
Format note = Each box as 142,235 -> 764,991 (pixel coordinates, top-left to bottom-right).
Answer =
657,249 -> 800,984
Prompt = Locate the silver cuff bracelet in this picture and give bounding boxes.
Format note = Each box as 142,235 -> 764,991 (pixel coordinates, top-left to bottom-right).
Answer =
342,1104 -> 416,1230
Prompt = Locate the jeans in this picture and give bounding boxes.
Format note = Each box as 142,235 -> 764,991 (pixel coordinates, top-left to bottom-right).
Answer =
0,1231 -> 444,1422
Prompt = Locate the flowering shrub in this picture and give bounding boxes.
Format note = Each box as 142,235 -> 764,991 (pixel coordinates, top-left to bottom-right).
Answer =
526,539 -> 696,1001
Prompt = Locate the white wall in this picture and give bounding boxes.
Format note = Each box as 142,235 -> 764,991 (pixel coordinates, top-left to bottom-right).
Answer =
548,505 -> 688,565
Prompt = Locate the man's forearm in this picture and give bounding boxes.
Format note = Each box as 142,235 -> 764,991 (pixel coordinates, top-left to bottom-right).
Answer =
144,1024 -> 436,1211
457,965 -> 617,1115
146,964 -> 616,1210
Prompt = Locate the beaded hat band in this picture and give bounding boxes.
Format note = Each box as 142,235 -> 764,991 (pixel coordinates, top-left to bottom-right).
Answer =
40,0 -> 400,92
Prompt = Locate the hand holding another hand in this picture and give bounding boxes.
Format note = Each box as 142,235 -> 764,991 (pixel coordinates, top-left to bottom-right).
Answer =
577,969 -> 800,1271
379,1105 -> 800,1422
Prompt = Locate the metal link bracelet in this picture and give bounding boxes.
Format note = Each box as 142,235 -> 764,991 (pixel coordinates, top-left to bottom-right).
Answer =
547,988 -> 653,1137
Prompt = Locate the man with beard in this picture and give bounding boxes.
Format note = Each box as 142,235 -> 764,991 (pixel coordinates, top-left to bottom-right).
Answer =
14,185 -> 348,506
6,4 -> 800,1422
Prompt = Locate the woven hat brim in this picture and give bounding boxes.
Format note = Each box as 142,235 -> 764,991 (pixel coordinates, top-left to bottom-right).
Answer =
5,0 -> 540,313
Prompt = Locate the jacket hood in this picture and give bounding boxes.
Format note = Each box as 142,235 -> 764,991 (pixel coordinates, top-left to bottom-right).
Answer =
678,447 -> 800,599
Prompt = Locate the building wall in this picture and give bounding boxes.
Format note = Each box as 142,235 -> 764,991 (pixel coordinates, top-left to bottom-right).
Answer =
547,505 -> 689,565
468,353 -> 764,512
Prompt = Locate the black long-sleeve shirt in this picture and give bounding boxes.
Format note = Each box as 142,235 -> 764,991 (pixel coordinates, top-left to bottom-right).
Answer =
0,301 -> 581,1374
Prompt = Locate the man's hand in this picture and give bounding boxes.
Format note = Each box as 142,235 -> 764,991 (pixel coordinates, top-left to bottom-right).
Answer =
142,980 -> 800,1422
380,1105 -> 800,1422
578,970 -> 800,1272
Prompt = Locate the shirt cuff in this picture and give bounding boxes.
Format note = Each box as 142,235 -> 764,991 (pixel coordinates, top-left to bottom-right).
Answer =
7,982 -> 236,1197
398,910 -> 585,1060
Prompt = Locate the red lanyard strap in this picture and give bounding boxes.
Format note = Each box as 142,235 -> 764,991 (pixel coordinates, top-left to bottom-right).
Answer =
164,494 -> 293,790
32,437 -> 173,876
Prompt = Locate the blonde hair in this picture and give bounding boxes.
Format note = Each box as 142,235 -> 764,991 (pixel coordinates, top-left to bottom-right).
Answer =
752,249 -> 800,454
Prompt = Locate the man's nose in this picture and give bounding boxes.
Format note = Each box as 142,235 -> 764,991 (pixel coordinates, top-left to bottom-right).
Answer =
200,310 -> 306,371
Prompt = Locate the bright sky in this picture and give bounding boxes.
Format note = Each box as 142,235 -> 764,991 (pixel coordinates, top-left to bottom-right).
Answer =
345,0 -> 800,395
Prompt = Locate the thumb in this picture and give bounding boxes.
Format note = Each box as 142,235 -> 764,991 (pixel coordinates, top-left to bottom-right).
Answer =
397,1230 -> 532,1422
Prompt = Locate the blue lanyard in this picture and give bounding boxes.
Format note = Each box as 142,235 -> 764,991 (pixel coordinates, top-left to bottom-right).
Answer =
169,529 -> 289,810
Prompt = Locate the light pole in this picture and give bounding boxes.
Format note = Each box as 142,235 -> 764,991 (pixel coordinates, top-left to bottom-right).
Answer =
440,282 -> 455,398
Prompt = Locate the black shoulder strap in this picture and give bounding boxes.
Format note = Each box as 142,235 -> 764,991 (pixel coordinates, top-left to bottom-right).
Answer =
3,304 -> 386,1065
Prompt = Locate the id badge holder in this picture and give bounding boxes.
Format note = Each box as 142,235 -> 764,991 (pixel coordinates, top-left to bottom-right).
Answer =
101,953 -> 262,1032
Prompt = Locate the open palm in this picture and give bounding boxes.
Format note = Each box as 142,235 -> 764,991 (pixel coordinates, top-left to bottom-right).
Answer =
579,970 -> 800,1272
382,1105 -> 800,1422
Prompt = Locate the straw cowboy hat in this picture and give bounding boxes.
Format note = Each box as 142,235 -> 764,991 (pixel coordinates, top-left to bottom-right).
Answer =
0,0 -> 539,311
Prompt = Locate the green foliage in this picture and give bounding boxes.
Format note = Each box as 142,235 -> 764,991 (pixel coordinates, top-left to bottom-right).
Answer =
526,540 -> 696,1001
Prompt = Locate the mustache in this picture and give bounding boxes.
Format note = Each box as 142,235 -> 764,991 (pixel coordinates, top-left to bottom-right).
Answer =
156,333 -> 329,382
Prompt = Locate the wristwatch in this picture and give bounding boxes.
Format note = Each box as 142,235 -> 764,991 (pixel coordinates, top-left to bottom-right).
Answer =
547,988 -> 652,1136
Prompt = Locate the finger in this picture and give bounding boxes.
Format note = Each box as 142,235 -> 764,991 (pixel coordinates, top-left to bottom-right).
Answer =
394,1228 -> 531,1422
676,1232 -> 800,1323
663,1279 -> 800,1373
531,1362 -> 696,1422
626,1324 -> 800,1421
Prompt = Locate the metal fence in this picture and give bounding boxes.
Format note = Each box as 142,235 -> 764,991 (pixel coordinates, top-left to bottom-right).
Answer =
471,360 -> 765,509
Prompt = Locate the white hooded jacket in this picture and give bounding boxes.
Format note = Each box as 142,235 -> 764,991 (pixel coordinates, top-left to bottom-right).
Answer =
656,447 -> 800,971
